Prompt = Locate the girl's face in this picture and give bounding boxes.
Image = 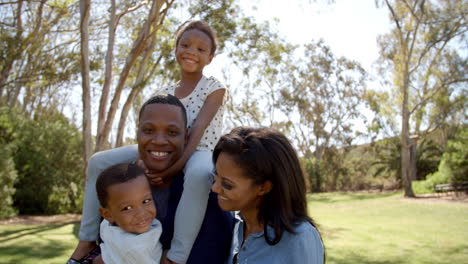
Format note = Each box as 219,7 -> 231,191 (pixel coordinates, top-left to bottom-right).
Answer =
176,29 -> 214,74
212,152 -> 271,215
99,175 -> 156,234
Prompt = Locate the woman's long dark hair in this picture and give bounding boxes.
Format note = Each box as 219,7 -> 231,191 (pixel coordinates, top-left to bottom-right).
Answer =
213,127 -> 321,245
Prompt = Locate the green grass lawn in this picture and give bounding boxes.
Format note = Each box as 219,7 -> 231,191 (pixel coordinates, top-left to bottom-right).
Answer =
309,192 -> 468,264
0,192 -> 467,264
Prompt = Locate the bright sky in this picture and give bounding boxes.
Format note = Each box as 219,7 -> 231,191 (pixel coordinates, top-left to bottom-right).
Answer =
206,0 -> 391,76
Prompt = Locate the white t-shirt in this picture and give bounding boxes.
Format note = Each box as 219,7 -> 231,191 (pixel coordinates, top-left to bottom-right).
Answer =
100,219 -> 163,264
157,75 -> 227,151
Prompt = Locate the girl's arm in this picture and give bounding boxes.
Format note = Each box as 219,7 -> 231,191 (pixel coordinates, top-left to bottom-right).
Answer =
149,88 -> 226,185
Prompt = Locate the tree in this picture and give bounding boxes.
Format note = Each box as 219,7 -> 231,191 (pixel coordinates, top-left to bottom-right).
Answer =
278,41 -> 367,191
0,1 -> 80,114
376,0 -> 467,197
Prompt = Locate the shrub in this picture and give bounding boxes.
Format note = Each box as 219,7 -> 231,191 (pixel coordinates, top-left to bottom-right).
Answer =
0,143 -> 18,219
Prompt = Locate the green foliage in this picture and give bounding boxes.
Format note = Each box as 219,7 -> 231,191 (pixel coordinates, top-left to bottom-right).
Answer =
0,107 -> 83,215
443,127 -> 468,182
0,143 -> 18,219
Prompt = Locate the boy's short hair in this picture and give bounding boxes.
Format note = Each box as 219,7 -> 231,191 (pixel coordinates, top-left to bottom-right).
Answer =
96,162 -> 146,208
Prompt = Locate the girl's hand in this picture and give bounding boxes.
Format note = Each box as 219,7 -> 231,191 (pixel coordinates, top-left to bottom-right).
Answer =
137,159 -> 175,188
92,255 -> 104,264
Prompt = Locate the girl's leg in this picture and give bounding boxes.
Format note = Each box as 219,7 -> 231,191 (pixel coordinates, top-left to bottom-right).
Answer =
70,145 -> 138,260
167,150 -> 213,264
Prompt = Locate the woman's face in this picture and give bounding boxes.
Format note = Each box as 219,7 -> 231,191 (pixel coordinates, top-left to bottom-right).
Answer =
212,152 -> 270,215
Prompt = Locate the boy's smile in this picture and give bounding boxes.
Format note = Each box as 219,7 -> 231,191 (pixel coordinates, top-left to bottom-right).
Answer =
100,175 -> 156,234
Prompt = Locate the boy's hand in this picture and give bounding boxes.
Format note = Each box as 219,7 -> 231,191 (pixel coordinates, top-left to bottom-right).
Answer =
160,250 -> 177,264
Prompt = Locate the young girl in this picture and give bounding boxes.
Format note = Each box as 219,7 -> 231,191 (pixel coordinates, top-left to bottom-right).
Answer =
69,21 -> 228,264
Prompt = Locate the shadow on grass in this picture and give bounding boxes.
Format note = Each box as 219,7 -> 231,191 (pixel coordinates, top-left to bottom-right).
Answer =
309,192 -> 399,204
0,223 -> 80,263
327,251 -> 406,264
0,241 -> 72,262
0,222 -> 77,243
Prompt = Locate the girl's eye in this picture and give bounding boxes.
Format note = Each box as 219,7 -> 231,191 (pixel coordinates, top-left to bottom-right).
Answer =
168,130 -> 179,136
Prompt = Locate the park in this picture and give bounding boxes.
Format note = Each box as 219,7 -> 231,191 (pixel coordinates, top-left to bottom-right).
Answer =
1,0 -> 466,263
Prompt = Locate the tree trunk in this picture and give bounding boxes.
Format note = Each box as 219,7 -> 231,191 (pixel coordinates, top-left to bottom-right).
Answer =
401,72 -> 415,198
80,0 -> 92,179
95,0 -> 163,151
96,0 -> 117,149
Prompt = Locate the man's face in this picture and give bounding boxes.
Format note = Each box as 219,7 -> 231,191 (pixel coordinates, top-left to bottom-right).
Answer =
137,103 -> 186,173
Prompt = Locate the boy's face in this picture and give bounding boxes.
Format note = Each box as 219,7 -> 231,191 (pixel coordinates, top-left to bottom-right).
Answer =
99,175 -> 156,234
137,103 -> 187,173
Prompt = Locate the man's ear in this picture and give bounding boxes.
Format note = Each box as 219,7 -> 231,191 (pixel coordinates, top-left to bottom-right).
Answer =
258,180 -> 273,196
99,207 -> 114,223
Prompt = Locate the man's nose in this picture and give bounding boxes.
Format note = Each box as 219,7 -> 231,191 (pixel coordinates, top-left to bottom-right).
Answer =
151,132 -> 167,144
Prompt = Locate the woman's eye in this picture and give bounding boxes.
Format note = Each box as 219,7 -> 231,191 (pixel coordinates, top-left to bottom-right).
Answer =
221,182 -> 233,190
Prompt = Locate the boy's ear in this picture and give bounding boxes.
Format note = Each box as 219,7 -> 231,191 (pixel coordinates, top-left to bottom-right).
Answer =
258,180 -> 273,196
99,207 -> 114,223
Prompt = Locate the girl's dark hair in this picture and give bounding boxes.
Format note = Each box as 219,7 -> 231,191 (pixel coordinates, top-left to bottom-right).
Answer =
175,20 -> 218,55
213,127 -> 321,245
96,162 -> 146,208
138,93 -> 187,126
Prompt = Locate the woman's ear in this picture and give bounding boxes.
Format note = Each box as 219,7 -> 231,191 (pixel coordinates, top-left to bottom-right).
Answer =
99,207 -> 114,224
258,180 -> 273,196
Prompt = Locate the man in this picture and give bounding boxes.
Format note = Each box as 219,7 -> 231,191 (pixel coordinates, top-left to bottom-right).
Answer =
69,94 -> 233,264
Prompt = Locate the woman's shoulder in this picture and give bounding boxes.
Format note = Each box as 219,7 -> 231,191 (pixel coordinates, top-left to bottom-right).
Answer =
284,221 -> 322,245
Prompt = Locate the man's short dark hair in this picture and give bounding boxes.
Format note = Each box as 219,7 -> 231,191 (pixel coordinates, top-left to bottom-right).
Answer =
138,93 -> 187,127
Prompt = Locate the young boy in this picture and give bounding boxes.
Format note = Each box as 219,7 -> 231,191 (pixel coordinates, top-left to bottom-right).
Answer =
96,162 -> 162,264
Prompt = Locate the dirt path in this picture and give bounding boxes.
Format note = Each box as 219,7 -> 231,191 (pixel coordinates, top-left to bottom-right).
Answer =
1,193 -> 465,225
0,213 -> 81,225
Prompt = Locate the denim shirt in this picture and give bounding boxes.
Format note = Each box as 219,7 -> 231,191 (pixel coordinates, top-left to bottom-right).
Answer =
227,214 -> 324,264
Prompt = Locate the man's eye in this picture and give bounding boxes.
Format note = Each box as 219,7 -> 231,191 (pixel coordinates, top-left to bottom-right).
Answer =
143,128 -> 153,134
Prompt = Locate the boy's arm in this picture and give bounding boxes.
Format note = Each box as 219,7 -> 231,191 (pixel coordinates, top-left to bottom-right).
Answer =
149,88 -> 226,185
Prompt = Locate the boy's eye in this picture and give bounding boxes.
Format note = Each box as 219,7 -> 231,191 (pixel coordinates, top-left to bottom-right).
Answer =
121,205 -> 132,211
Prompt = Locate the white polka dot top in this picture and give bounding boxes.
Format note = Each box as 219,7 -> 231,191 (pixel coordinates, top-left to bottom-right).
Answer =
156,75 -> 228,151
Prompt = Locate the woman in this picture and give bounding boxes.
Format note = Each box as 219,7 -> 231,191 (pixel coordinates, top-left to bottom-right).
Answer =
212,127 -> 325,264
